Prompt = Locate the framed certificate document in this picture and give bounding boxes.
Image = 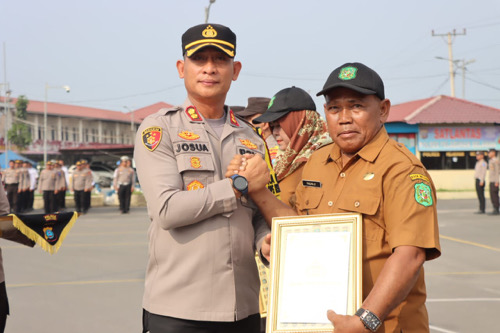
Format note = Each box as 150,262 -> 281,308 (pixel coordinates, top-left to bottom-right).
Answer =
266,213 -> 363,333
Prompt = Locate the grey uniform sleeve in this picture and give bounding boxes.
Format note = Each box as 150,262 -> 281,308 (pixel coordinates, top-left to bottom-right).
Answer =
134,117 -> 237,230
0,185 -> 35,247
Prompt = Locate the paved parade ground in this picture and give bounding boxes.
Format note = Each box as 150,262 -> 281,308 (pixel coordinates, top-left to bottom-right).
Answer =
1,198 -> 499,332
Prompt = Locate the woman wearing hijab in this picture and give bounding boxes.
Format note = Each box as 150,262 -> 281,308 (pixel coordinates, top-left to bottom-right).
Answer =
253,86 -> 331,207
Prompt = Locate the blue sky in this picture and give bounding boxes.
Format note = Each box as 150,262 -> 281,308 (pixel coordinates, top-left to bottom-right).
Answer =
1,0 -> 500,115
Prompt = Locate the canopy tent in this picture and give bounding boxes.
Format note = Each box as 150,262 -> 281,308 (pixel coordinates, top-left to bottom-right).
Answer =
0,150 -> 38,170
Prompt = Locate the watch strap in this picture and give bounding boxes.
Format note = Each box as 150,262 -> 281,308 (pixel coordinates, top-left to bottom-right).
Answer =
355,308 -> 381,332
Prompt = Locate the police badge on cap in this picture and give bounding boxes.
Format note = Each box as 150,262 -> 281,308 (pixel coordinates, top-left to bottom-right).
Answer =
182,23 -> 236,58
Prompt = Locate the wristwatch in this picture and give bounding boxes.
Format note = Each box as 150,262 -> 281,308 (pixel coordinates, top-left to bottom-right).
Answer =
230,174 -> 248,196
355,308 -> 381,332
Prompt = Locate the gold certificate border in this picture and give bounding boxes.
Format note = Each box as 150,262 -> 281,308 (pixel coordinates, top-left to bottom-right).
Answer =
266,213 -> 363,333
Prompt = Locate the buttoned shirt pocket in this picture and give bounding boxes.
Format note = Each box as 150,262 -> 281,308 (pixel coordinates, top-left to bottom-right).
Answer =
295,186 -> 324,215
337,192 -> 384,242
176,154 -> 215,191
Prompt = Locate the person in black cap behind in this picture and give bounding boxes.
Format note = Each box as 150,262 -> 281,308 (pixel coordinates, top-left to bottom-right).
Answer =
224,62 -> 441,333
234,97 -> 279,166
252,87 -> 331,207
135,23 -> 272,333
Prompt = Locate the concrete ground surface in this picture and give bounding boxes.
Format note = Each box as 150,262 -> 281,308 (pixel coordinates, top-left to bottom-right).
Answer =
0,198 -> 498,332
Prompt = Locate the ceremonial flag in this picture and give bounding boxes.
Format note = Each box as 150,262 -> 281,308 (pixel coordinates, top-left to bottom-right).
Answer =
8,212 -> 79,254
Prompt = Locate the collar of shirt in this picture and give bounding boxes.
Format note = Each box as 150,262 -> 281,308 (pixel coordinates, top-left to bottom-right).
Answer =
325,126 -> 390,166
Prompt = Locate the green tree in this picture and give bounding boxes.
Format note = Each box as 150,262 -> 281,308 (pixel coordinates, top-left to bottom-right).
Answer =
7,95 -> 32,151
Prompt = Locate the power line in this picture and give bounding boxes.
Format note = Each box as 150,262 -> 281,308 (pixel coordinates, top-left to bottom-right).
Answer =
466,77 -> 500,92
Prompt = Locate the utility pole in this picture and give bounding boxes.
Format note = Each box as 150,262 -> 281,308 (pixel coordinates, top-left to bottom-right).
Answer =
432,29 -> 466,97
205,0 -> 216,23
457,59 -> 475,99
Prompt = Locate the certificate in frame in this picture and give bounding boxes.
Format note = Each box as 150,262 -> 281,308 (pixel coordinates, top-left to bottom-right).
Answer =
266,213 -> 363,333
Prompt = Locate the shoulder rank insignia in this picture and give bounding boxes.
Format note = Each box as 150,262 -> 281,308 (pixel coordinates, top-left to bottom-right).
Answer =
142,126 -> 162,152
239,139 -> 257,149
186,106 -> 203,122
410,174 -> 430,183
178,131 -> 200,140
190,157 -> 201,169
414,183 -> 433,207
187,180 -> 204,191
229,110 -> 240,127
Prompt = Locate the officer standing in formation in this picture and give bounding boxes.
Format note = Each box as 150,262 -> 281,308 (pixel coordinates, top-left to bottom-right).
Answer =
229,62 -> 441,333
38,161 -> 60,214
474,151 -> 487,214
487,148 -> 500,215
2,160 -> 20,213
70,161 -> 93,214
135,23 -> 272,333
79,159 -> 93,214
53,161 -> 67,211
16,160 -> 30,213
113,156 -> 135,214
27,161 -> 38,212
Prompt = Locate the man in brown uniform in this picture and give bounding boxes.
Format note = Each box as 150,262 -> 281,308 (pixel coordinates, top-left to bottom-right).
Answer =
229,62 -> 441,333
38,161 -> 60,214
134,23 -> 272,333
2,160 -> 19,213
70,161 -> 93,213
113,156 -> 135,214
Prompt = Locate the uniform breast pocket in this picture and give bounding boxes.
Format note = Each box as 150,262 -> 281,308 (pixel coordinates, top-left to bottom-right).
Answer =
337,192 -> 384,242
176,154 -> 215,191
295,186 -> 324,215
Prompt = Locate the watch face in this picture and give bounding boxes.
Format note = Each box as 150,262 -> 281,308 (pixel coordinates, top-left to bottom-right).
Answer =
364,312 -> 381,331
233,176 -> 248,191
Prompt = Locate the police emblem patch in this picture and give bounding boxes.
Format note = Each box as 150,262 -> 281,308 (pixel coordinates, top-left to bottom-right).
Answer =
414,183 -> 433,207
190,157 -> 201,168
179,131 -> 200,140
239,139 -> 257,149
186,106 -> 203,122
187,180 -> 204,191
43,227 -> 56,241
142,127 -> 162,151
338,66 -> 358,80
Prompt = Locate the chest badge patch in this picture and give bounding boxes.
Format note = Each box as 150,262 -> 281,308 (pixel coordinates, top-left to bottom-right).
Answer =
186,106 -> 203,122
229,110 -> 240,127
414,183 -> 433,207
363,172 -> 375,180
187,180 -> 204,191
142,127 -> 162,152
239,139 -> 257,149
178,131 -> 200,140
190,157 -> 201,169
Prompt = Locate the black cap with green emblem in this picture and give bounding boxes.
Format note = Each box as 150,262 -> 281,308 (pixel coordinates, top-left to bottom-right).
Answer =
316,62 -> 385,100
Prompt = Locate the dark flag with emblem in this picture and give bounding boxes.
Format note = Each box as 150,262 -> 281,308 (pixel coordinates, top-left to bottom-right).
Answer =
8,212 -> 79,254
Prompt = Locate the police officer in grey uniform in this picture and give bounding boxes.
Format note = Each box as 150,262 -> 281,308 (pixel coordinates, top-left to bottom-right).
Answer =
135,23 -> 272,333
38,161 -> 60,214
113,156 -> 135,214
17,161 -> 30,213
2,160 -> 19,213
71,161 -> 93,213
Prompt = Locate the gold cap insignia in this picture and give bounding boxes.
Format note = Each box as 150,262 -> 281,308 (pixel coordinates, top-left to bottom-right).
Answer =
363,172 -> 375,180
202,25 -> 217,38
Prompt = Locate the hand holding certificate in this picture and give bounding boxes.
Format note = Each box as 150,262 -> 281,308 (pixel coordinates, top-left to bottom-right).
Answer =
266,213 -> 362,333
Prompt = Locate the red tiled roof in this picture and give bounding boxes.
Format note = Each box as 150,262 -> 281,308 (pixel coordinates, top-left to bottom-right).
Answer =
387,95 -> 500,124
131,102 -> 174,122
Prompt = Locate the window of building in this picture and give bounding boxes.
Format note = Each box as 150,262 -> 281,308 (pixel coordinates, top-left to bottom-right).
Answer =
84,128 -> 89,142
72,127 -> 77,142
421,151 -> 476,170
51,128 -> 55,141
92,128 -> 97,142
38,126 -> 42,140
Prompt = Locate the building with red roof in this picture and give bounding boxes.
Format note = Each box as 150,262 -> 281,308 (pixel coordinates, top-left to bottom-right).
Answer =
386,95 -> 500,170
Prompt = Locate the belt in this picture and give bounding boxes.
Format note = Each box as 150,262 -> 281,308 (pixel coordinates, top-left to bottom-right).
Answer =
6,183 -> 19,185
119,183 -> 130,186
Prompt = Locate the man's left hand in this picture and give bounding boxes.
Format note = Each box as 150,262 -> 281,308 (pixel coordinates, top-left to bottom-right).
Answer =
327,310 -> 367,333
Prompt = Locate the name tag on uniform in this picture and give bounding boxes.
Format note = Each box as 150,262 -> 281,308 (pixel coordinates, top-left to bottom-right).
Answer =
302,180 -> 322,188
